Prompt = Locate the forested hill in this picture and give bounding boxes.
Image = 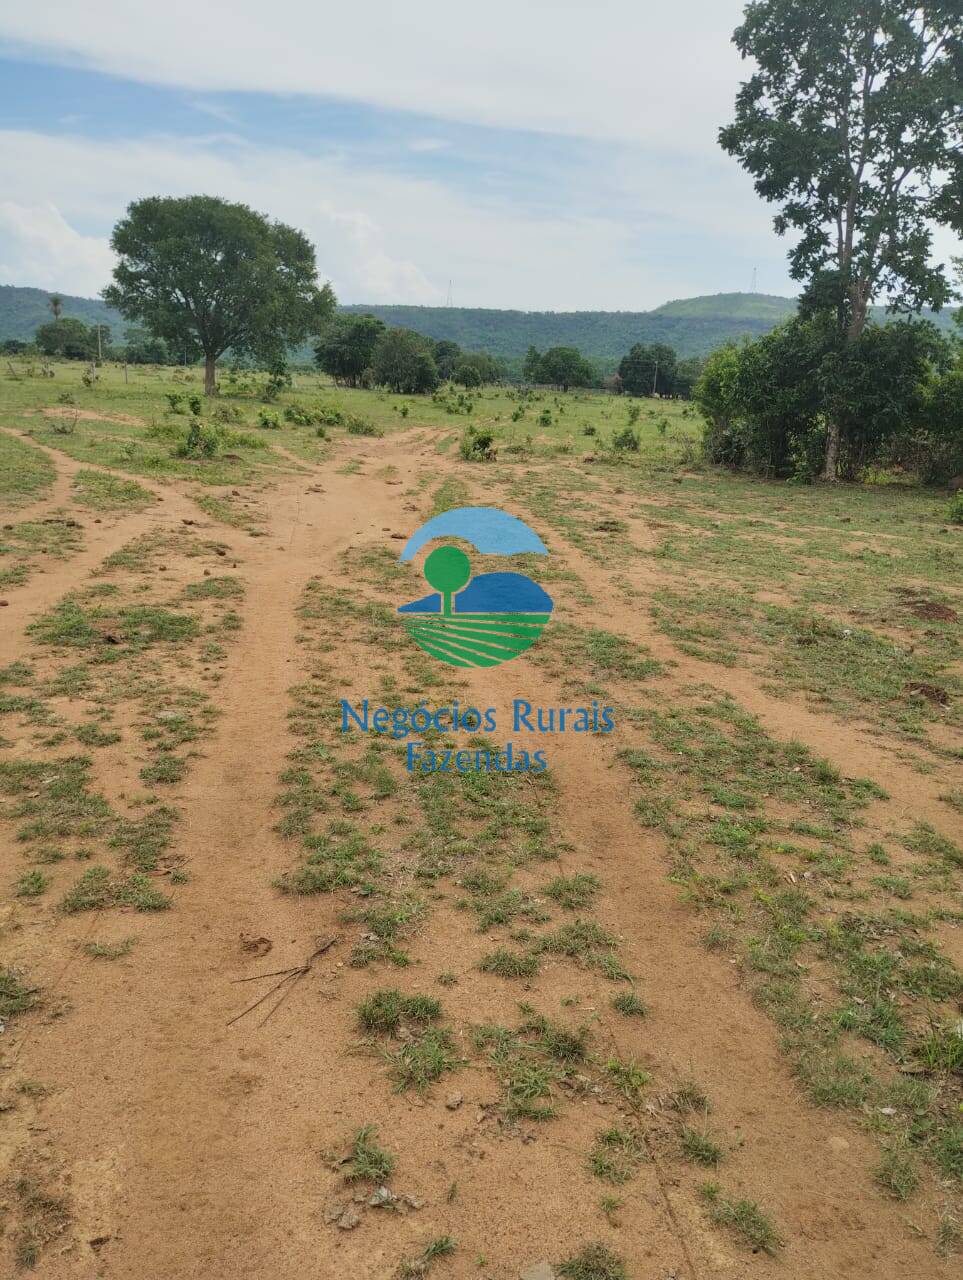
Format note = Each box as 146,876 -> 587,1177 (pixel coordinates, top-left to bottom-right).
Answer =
340,295 -> 797,358
1,284 -> 955,361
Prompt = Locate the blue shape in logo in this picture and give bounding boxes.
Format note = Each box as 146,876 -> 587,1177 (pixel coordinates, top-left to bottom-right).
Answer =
399,506 -> 548,562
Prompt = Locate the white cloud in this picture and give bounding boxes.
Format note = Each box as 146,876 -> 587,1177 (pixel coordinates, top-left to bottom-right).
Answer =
0,199 -> 114,294
0,128 -> 791,307
0,1 -> 747,152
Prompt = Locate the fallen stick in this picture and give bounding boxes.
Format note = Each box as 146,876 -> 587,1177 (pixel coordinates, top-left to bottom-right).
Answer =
227,935 -> 338,1028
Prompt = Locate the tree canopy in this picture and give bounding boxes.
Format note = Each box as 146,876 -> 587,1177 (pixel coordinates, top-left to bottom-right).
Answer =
720,0 -> 962,477
370,327 -> 440,394
104,195 -> 335,393
315,313 -> 385,386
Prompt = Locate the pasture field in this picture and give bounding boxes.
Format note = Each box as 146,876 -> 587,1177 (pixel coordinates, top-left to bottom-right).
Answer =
0,357 -> 960,1279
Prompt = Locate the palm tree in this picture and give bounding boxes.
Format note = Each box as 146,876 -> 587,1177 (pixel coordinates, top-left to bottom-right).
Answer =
48,294 -> 63,321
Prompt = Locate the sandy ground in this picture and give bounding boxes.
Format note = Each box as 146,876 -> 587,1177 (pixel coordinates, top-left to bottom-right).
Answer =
0,426 -> 959,1280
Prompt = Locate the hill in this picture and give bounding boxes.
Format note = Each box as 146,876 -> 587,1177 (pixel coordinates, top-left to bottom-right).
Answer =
1,284 -> 956,363
0,285 -> 123,342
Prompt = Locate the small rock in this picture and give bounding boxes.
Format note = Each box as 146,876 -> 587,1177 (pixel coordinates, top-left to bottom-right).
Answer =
368,1186 -> 396,1208
445,1092 -> 464,1111
336,1207 -> 361,1231
827,1135 -> 850,1153
0,600 -> 7,607
521,1263 -> 556,1280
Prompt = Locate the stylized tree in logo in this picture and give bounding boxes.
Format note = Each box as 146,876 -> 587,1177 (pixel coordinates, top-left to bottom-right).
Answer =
423,545 -> 471,617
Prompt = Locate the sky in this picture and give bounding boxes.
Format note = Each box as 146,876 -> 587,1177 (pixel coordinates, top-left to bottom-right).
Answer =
0,2 -> 955,312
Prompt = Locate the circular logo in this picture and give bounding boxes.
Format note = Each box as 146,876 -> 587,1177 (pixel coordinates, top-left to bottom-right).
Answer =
397,506 -> 554,668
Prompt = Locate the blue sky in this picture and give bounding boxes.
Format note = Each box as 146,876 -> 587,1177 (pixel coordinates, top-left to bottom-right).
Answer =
0,2 -> 954,310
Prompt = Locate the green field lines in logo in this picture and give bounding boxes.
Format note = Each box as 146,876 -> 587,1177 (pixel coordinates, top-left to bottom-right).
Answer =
401,611 -> 552,668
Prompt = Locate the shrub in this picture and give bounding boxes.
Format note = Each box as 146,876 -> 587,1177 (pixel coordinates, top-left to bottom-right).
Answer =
256,408 -> 282,429
459,426 -> 496,461
611,426 -> 640,452
175,419 -> 221,458
346,415 -> 383,437
948,490 -> 963,525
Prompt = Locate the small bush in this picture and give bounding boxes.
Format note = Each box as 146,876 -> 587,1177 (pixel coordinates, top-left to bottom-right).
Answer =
346,415 -> 383,437
459,426 -> 496,461
948,491 -> 963,525
611,426 -> 640,452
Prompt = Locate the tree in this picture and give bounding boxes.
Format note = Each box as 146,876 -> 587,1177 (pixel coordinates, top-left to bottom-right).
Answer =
48,294 -> 63,321
370,328 -> 439,394
453,351 -> 501,387
618,342 -> 678,396
1,339 -> 30,355
315,313 -> 385,386
122,326 -> 169,364
720,1 -> 962,479
695,315 -> 949,479
523,345 -> 544,383
539,346 -> 596,391
35,318 -> 93,359
104,195 -> 335,395
431,339 -> 463,381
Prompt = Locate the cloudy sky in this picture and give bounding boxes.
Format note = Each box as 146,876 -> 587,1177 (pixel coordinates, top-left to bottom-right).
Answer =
0,2 -> 951,311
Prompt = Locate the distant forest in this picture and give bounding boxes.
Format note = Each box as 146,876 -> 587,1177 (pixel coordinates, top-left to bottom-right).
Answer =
1,284 -> 955,373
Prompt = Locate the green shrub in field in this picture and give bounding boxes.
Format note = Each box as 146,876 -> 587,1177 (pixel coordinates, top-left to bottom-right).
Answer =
611,426 -> 640,452
948,490 -> 963,525
256,408 -> 282,429
346,415 -> 383,437
166,392 -> 184,413
459,426 -> 495,461
176,419 -> 221,458
283,404 -> 322,426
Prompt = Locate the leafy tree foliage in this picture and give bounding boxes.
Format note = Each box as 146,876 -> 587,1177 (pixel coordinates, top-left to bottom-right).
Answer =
720,1 -> 962,478
696,316 -> 955,480
315,313 -> 385,386
35,317 -> 94,359
120,326 -> 169,364
535,345 -> 594,389
452,351 -> 501,387
104,195 -> 335,394
370,327 -> 439,394
430,339 -> 463,381
618,342 -> 678,396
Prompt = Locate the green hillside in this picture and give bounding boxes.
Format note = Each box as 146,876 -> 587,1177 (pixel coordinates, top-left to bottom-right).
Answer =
0,285 -> 123,342
1,284 -> 955,363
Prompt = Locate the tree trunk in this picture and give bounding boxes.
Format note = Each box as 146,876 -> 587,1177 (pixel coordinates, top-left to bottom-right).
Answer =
822,278 -> 870,481
821,418 -> 842,482
204,355 -> 217,396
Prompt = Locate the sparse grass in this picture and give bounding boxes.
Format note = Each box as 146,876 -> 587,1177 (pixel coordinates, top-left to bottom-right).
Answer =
0,967 -> 38,1021
14,870 -> 49,897
588,1126 -> 646,1183
668,1080 -> 710,1114
611,991 -> 647,1018
875,1145 -> 920,1200
81,937 -> 137,960
71,469 -> 156,511
0,432 -> 55,505
399,1236 -> 457,1278
699,1182 -> 782,1254
343,1124 -> 395,1183
385,1027 -> 461,1094
543,872 -> 600,909
479,947 -> 540,979
357,988 -> 441,1035
680,1126 -> 723,1167
60,866 -> 171,913
556,1242 -> 627,1280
